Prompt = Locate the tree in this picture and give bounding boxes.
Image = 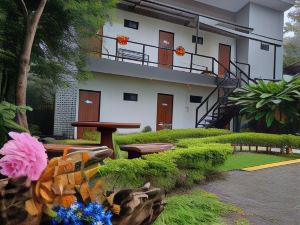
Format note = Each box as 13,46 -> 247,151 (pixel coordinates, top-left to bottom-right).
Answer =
284,3 -> 300,67
0,0 -> 116,128
229,76 -> 300,133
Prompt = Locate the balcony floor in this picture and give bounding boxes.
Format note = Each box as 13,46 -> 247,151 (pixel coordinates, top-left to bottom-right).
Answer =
86,57 -> 223,87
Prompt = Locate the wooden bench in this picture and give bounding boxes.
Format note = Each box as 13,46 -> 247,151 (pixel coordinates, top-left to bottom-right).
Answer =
44,144 -> 113,159
120,143 -> 174,159
118,48 -> 149,65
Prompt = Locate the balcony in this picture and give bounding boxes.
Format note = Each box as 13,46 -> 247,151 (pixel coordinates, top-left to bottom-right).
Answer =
85,35 -> 251,87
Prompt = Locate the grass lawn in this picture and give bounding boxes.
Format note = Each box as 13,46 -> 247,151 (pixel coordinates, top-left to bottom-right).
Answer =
219,152 -> 299,172
153,190 -> 245,225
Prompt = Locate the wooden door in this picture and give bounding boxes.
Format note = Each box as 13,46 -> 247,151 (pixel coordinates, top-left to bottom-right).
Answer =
218,44 -> 231,77
156,94 -> 173,131
158,31 -> 174,69
77,90 -> 101,139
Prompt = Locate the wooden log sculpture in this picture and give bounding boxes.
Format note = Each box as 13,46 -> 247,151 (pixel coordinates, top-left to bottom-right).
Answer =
0,177 -> 37,225
104,182 -> 166,225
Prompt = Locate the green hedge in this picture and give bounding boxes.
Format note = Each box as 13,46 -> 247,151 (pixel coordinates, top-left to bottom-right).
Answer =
98,129 -> 300,190
177,132 -> 300,149
98,143 -> 233,190
115,128 -> 231,145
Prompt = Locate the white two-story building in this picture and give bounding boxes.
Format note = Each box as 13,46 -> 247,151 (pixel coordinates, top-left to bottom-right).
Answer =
54,0 -> 295,138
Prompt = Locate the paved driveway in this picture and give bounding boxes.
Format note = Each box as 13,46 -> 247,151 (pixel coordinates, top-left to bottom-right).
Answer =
202,164 -> 300,225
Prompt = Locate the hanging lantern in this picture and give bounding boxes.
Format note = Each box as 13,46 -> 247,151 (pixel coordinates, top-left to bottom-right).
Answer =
175,46 -> 185,56
117,35 -> 129,45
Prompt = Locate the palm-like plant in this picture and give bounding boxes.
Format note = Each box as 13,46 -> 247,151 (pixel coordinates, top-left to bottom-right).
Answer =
229,76 -> 300,128
0,101 -> 32,146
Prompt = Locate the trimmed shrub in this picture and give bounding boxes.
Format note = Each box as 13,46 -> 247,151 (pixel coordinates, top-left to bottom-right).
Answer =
177,132 -> 300,149
82,131 -> 100,142
115,128 -> 231,145
98,143 -> 232,190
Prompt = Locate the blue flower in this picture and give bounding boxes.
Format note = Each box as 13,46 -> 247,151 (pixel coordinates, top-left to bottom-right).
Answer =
51,202 -> 112,225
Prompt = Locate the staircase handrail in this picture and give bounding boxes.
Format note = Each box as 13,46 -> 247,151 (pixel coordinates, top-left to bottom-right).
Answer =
195,58 -> 246,127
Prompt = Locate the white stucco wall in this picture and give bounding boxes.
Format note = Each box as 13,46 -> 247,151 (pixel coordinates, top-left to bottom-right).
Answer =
235,3 -> 285,79
248,40 -> 275,80
102,9 -> 236,73
76,73 -> 216,135
249,3 -> 284,40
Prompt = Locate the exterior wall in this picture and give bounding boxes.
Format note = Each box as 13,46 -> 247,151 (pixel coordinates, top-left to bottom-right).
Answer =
249,3 -> 284,40
235,4 -> 250,27
275,46 -> 283,80
248,3 -> 284,79
235,3 -> 284,79
248,40 -> 276,80
103,9 -> 236,72
75,73 -> 216,135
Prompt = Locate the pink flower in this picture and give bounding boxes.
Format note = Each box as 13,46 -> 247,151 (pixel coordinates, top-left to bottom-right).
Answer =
0,132 -> 48,181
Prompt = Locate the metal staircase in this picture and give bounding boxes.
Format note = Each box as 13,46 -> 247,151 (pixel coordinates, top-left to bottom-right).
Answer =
195,60 -> 255,128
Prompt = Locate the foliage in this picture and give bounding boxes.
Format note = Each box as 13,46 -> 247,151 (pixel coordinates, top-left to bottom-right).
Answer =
229,76 -> 300,128
284,3 -> 300,67
142,125 -> 152,133
82,130 -> 100,142
153,190 -> 241,225
218,152 -> 299,172
98,143 -> 233,190
177,132 -> 300,149
0,101 -> 32,145
29,124 -> 41,136
0,0 -> 116,101
115,128 -> 231,145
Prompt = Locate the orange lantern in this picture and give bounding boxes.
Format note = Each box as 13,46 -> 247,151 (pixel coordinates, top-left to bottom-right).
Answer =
175,46 -> 185,56
117,35 -> 129,45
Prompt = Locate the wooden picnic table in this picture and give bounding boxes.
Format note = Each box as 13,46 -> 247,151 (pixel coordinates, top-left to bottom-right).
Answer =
71,122 -> 140,155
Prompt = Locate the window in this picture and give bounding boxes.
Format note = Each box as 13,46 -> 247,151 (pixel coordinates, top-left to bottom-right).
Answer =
123,93 -> 138,101
190,95 -> 203,103
261,43 -> 269,51
124,19 -> 139,30
192,35 -> 203,45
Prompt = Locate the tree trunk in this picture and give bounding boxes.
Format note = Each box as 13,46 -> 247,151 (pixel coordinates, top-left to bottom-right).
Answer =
16,0 -> 48,129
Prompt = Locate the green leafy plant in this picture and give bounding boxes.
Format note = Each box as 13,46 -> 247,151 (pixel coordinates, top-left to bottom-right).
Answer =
229,76 -> 300,128
142,125 -> 152,133
0,101 -> 32,145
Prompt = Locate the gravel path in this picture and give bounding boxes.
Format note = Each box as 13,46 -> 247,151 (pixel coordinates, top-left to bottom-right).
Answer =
202,164 -> 300,225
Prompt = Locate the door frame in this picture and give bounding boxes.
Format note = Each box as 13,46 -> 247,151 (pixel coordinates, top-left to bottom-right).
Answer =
218,43 -> 231,76
158,30 -> 174,68
156,93 -> 174,131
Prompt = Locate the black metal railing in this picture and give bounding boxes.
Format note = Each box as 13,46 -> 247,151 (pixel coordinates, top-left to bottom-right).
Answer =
195,59 -> 254,127
230,61 -> 255,86
96,34 -> 220,75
